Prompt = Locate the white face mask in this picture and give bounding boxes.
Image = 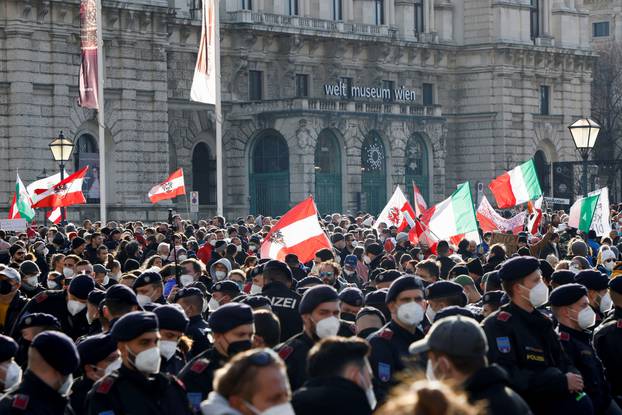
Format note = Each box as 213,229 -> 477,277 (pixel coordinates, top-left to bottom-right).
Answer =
214,270 -> 227,281
67,300 -> 86,316
102,275 -> 110,286
24,276 -> 38,288
249,244 -> 257,251
136,294 -> 152,307
180,274 -> 194,287
569,265 -> 580,274
105,358 -> 122,375
425,359 -> 438,381
250,284 -> 262,295
600,292 -> 613,313
46,280 -> 59,290
363,256 -> 371,265
425,305 -> 437,323
86,312 -> 96,325
178,255 -> 187,261
604,261 -> 615,272
359,370 -> 376,410
418,253 -> 425,261
58,374 -> 73,396
63,268 -> 74,279
576,306 -> 596,330
245,402 -> 296,415
129,346 -> 161,374
3,361 -> 22,391
208,297 -> 221,311
522,281 -> 548,308
159,340 -> 178,360
236,245 -> 243,253
314,316 -> 340,339
397,302 -> 424,326
209,240 -> 217,247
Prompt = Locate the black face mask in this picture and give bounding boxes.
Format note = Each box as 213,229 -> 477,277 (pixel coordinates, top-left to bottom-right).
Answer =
357,327 -> 379,339
0,279 -> 13,295
227,340 -> 252,357
341,312 -> 356,322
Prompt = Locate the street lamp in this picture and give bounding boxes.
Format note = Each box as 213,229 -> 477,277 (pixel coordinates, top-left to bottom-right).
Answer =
568,118 -> 600,197
49,131 -> 74,223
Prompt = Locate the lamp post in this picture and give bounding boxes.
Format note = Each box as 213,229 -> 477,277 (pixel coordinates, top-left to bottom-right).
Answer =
49,131 -> 74,223
568,118 -> 600,197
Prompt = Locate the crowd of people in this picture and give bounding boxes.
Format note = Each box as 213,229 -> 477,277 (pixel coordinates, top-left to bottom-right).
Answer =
0,208 -> 620,414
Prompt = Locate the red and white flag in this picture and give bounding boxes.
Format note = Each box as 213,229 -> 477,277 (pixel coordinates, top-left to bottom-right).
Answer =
527,196 -> 544,235
190,0 -> 217,104
32,167 -> 89,208
259,197 -> 331,263
477,195 -> 527,235
148,169 -> 186,204
7,194 -> 20,219
47,208 -> 62,225
412,182 -> 428,217
374,187 -> 416,231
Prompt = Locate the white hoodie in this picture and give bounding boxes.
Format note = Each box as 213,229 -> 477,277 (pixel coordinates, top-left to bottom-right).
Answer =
201,392 -> 243,415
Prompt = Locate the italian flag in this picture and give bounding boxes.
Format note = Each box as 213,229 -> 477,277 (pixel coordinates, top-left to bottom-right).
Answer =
568,194 -> 600,233
15,174 -> 35,222
488,159 -> 542,208
419,182 -> 480,245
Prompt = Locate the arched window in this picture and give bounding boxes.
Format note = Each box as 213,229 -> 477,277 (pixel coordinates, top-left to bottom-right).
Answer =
250,131 -> 290,215
534,150 -> 550,195
192,143 -> 216,205
315,130 -> 342,214
74,133 -> 99,202
361,133 -> 387,214
405,134 -> 430,204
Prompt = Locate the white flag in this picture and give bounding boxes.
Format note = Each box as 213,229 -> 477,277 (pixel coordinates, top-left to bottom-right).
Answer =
190,0 -> 217,104
589,187 -> 611,237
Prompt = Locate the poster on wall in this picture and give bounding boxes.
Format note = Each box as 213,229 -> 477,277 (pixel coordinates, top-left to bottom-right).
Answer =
77,152 -> 100,202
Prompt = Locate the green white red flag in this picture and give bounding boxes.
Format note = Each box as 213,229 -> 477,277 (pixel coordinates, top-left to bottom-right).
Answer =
488,159 -> 542,208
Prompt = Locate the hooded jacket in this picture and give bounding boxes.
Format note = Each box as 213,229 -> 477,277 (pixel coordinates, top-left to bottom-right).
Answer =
200,392 -> 243,415
209,258 -> 232,282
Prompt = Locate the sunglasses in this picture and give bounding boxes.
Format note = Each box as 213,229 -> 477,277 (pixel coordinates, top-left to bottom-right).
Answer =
319,272 -> 334,277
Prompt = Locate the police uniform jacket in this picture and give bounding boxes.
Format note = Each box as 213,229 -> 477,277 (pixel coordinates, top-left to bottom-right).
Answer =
18,290 -> 89,340
20,285 -> 44,299
87,364 -> 192,415
291,376 -> 372,415
178,347 -> 227,413
274,331 -> 315,391
462,364 -> 533,415
185,315 -> 211,358
261,281 -> 303,342
367,320 -> 424,403
0,370 -> 69,415
558,324 -> 612,414
161,349 -> 187,376
594,307 -> 622,399
68,375 -> 93,415
482,302 -> 583,414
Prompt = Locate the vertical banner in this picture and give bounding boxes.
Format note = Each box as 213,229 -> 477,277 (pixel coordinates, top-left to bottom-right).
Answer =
589,187 -> 611,237
78,0 -> 99,109
190,0 -> 217,105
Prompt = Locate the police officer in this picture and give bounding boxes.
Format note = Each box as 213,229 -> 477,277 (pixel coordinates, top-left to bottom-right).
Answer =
424,280 -> 468,324
482,256 -> 592,414
551,284 -> 621,415
178,302 -> 254,412
367,275 -> 426,402
174,287 -> 211,358
0,331 -> 79,414
85,289 -> 105,335
481,290 -> 505,319
70,334 -> 120,414
18,274 -> 94,340
338,287 -> 365,322
14,313 -> 61,367
87,311 -> 192,415
0,334 -> 21,392
575,270 -> 611,328
133,271 -> 166,307
275,285 -> 340,391
153,304 -> 189,375
594,277 -> 622,406
260,260 -> 303,342
0,267 -> 28,336
101,284 -> 141,330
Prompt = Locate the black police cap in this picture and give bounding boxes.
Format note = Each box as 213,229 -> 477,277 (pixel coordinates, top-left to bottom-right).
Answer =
77,334 -> 118,366
539,259 -> 554,281
0,334 -> 17,362
481,290 -> 504,306
551,270 -> 576,287
376,270 -> 402,284
154,304 -> 189,332
212,280 -> 241,295
19,312 -> 61,330
299,285 -> 339,314
208,303 -> 254,333
297,276 -> 323,289
87,289 -> 106,306
238,295 -> 272,309
365,289 -> 387,306
174,287 -> 204,302
263,260 -> 293,280
31,331 -> 80,376
105,284 -> 139,306
69,274 -> 96,300
549,283 -> 588,307
133,271 -> 163,290
575,270 -> 609,291
386,276 -> 424,304
111,311 -> 159,342
425,280 -> 464,300
609,277 -> 622,294
356,306 -> 386,325
434,306 -> 477,323
338,287 -> 365,307
498,256 -> 540,282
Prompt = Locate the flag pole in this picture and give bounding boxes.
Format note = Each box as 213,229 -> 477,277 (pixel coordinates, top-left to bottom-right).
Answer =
185,192 -> 191,221
96,0 -> 107,225
215,0 -> 223,217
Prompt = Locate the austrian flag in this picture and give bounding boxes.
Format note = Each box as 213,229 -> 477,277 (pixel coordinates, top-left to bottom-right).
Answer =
148,169 -> 186,204
32,167 -> 89,208
259,197 -> 331,263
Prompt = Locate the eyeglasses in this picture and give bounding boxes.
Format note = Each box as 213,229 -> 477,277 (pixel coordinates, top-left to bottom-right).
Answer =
319,272 -> 334,277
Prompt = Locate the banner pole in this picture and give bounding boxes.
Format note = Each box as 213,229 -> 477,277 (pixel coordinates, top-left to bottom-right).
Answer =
96,0 -> 107,225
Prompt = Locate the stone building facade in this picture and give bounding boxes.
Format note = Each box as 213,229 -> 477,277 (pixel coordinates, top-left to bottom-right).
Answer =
0,0 -> 594,220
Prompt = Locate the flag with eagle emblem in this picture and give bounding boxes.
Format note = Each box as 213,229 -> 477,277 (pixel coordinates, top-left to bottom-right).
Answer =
148,169 -> 186,204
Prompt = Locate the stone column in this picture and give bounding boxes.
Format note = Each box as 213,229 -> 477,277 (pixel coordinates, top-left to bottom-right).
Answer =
429,0 -> 435,32
541,0 -> 550,36
424,0 -> 430,33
